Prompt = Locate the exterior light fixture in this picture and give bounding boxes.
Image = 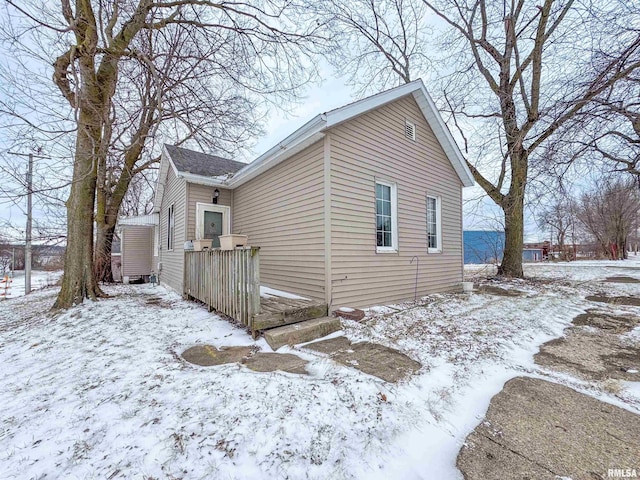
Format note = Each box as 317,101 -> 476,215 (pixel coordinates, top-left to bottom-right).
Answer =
213,189 -> 220,204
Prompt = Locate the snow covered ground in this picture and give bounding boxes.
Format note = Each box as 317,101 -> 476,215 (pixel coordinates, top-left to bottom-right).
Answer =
0,258 -> 639,479
260,285 -> 309,300
0,270 -> 62,299
465,252 -> 640,281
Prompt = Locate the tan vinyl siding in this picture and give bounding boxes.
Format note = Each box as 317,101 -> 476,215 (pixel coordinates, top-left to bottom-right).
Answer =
121,226 -> 153,277
185,185 -> 232,240
329,94 -> 463,308
159,166 -> 186,292
232,141 -> 325,300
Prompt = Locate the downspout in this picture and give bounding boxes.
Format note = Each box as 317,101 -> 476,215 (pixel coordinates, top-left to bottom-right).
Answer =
323,132 -> 332,309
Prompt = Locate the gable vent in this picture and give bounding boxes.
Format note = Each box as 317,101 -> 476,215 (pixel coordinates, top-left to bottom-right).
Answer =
405,121 -> 416,141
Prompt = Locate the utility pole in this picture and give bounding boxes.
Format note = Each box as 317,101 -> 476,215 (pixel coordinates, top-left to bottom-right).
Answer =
8,150 -> 49,295
25,153 -> 33,294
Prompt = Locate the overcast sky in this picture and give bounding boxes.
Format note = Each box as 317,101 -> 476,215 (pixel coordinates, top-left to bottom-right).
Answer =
1,68 -> 547,243
0,52 -> 547,243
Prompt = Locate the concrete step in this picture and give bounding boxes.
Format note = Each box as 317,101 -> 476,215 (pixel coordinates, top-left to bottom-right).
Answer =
253,303 -> 328,331
264,317 -> 342,350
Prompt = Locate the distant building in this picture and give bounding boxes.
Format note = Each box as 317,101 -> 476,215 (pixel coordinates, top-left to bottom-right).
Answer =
463,231 -> 504,264
522,242 -> 549,262
522,247 -> 544,262
464,232 -> 554,264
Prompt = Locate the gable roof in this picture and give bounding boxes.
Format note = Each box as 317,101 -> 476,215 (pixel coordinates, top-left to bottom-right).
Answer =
230,79 -> 475,188
153,145 -> 248,212
164,145 -> 247,178
153,79 -> 474,211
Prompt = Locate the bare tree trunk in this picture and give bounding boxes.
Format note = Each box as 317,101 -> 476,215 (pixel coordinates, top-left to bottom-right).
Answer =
94,114 -> 152,283
94,223 -> 116,283
54,115 -> 102,308
498,193 -> 524,277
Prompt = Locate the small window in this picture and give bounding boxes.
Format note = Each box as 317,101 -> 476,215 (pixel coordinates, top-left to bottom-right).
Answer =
405,121 -> 416,141
376,181 -> 398,253
427,196 -> 441,253
167,204 -> 174,251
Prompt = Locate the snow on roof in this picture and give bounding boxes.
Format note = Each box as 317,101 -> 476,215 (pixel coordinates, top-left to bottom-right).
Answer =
118,213 -> 159,226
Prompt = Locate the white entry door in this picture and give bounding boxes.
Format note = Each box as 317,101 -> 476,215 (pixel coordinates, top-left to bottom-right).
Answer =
196,203 -> 230,248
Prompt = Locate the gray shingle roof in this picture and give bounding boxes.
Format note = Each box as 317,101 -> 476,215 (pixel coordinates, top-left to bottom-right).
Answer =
165,144 -> 247,178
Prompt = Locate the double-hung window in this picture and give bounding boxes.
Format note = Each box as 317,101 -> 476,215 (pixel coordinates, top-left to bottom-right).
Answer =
375,181 -> 397,253
426,195 -> 441,253
167,204 -> 174,251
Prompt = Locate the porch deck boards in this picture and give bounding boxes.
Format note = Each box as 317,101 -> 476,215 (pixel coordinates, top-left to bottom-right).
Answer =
254,295 -> 328,331
260,296 -> 319,313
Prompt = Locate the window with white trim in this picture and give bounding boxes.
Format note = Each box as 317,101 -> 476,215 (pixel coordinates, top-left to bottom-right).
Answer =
167,204 -> 174,251
426,195 -> 442,253
376,181 -> 398,252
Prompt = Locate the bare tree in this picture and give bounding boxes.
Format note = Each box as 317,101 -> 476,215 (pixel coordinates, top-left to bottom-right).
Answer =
314,0 -> 432,96
93,22 -> 264,283
577,178 -> 640,260
539,4 -> 640,186
118,171 -> 155,218
3,0 -> 324,308
571,74 -> 640,185
421,0 -> 640,276
324,0 -> 640,277
537,197 -> 577,261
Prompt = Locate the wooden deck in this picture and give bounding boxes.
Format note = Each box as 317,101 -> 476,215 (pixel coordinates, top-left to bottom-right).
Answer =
184,248 -> 260,330
253,295 -> 328,331
183,249 -> 330,339
260,295 -> 320,314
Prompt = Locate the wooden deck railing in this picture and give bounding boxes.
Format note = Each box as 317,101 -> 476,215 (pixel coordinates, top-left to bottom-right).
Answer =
184,247 -> 260,330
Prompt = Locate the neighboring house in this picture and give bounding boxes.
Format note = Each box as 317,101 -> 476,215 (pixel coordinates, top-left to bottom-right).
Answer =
122,79 -> 475,308
522,242 -> 548,262
463,230 -> 504,264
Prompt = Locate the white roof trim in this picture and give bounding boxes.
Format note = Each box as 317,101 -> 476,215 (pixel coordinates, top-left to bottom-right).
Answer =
152,79 -> 474,205
229,115 -> 326,188
178,171 -> 229,188
118,213 -> 159,226
153,145 -> 182,213
227,79 -> 474,188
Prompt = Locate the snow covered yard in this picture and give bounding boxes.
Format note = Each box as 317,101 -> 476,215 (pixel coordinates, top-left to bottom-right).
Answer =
1,270 -> 62,299
0,285 -> 408,479
1,258 -> 639,479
